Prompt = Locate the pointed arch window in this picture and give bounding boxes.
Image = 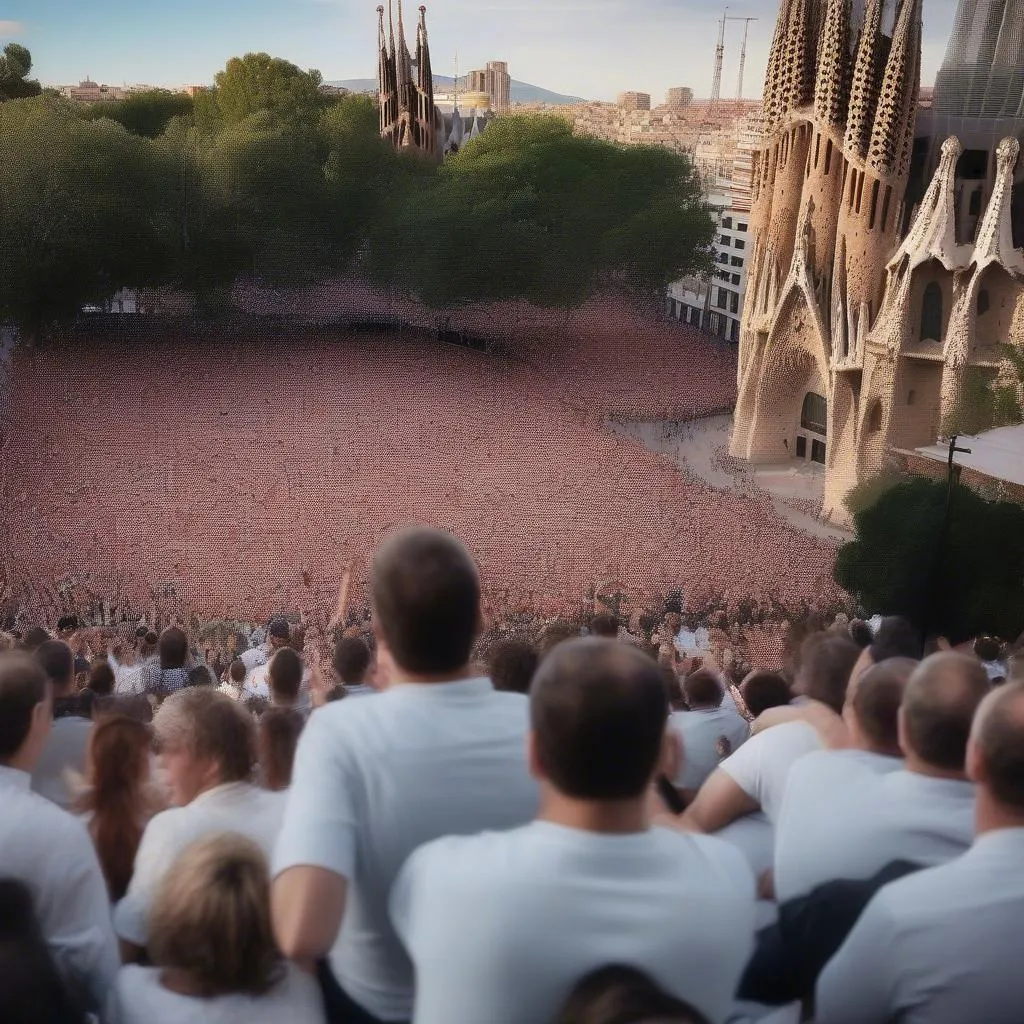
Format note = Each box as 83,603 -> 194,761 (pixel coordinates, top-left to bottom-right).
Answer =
867,400 -> 884,433
978,289 -> 990,315
801,392 -> 828,436
920,281 -> 943,342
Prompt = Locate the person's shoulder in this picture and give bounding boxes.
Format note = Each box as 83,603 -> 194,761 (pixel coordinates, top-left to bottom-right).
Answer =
114,963 -> 160,998
406,826 -> 528,883
16,786 -> 91,841
654,826 -> 755,888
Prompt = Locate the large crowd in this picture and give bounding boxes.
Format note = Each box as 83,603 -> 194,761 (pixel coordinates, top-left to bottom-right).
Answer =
1,526 -> 1023,1024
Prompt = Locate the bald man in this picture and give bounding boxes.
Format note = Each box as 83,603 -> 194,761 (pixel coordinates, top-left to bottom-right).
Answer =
818,679 -> 1024,1023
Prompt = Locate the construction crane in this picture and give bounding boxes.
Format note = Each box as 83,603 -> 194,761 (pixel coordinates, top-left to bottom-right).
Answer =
709,10 -> 759,107
734,17 -> 758,100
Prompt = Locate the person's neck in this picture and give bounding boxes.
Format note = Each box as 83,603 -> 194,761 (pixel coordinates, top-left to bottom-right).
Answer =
904,752 -> 968,782
160,968 -> 208,998
975,789 -> 1024,837
539,790 -> 648,835
0,752 -> 33,775
394,663 -> 475,685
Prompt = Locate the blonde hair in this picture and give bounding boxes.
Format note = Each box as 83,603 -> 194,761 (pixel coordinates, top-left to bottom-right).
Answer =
153,688 -> 255,784
148,833 -> 283,996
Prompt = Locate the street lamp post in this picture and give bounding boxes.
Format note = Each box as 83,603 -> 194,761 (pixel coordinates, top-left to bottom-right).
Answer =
926,433 -> 972,639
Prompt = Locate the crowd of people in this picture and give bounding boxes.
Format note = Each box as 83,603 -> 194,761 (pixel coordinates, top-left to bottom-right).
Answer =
2,527 -> 1023,1024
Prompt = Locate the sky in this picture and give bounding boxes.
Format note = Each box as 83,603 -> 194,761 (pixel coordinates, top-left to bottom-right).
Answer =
1,0 -> 960,104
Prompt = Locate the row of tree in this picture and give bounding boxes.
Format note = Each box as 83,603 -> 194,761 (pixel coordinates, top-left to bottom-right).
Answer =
0,48 -> 715,338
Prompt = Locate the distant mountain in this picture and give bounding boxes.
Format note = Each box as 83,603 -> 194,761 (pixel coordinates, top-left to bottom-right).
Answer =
329,76 -> 585,105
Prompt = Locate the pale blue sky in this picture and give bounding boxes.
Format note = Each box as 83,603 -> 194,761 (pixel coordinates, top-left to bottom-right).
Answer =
1,0 -> 958,103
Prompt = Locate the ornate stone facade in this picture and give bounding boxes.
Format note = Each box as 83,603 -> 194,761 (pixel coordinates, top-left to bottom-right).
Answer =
732,0 -> 1024,522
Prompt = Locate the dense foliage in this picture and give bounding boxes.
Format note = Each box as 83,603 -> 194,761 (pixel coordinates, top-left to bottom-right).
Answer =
0,48 -> 715,336
0,43 -> 41,102
834,476 -> 1024,644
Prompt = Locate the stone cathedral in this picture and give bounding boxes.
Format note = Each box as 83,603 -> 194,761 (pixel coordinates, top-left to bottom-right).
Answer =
730,0 -> 1024,523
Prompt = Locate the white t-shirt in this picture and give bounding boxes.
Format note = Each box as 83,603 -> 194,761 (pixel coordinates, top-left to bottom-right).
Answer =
719,720 -> 821,823
774,759 -> 974,903
390,821 -> 756,1024
272,677 -> 539,1022
31,715 -> 93,810
105,963 -> 326,1024
114,782 -> 286,946
670,706 -> 750,790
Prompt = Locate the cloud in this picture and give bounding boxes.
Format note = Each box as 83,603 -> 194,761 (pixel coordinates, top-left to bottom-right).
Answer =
0,20 -> 24,37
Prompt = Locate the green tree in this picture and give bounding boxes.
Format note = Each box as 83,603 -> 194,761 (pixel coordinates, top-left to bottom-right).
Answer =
364,115 -> 714,309
209,53 -> 329,129
86,89 -> 194,138
834,476 -> 1024,644
0,43 -> 41,102
0,99 -> 174,337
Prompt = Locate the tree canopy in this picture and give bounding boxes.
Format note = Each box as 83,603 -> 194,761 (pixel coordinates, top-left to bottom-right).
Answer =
0,43 -> 41,102
210,53 -> 329,128
86,89 -> 194,138
364,115 -> 714,308
834,476 -> 1024,644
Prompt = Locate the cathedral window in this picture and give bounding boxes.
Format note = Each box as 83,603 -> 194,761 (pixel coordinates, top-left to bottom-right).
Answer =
977,289 -> 990,315
920,282 -> 944,342
867,400 -> 884,433
801,392 -> 828,436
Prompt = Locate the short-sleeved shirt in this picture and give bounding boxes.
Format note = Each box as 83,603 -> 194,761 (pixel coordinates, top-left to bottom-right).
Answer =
272,677 -> 539,1022
114,782 -> 285,946
390,821 -> 756,1024
816,828 -> 1024,1023
0,765 -> 119,1010
670,706 -> 750,790
774,760 -> 973,903
718,720 -> 821,823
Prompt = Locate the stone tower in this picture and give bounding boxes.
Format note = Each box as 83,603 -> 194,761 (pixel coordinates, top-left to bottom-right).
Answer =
377,2 -> 440,162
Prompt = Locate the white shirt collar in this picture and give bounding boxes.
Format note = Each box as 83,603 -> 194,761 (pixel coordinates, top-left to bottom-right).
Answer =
0,764 -> 31,790
189,780 -> 255,808
388,676 -> 493,697
967,827 -> 1024,862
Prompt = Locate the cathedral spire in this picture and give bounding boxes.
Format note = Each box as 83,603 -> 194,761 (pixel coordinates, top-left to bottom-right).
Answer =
762,0 -> 816,131
814,0 -> 852,129
844,0 -> 885,160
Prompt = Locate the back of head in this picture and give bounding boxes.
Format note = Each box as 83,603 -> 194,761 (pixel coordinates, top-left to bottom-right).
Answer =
555,965 -> 711,1024
154,688 -> 255,784
849,657 -> 917,756
740,670 -> 792,717
590,614 -> 620,639
258,707 -> 305,791
88,661 -> 116,696
869,616 -> 923,662
901,653 -> 991,771
187,665 -> 215,688
488,640 -> 539,695
682,668 -> 724,709
159,626 -> 188,670
371,528 -> 480,676
971,682 -> 1024,814
531,638 -> 667,801
0,652 -> 50,763
267,647 -> 303,704
229,659 -> 247,684
0,879 -> 86,1024
22,627 -> 51,652
332,635 -> 372,685
81,716 -> 152,900
974,636 -> 1002,663
538,620 -> 579,660
35,640 -> 73,694
148,833 -> 282,997
794,634 -> 860,713
849,619 -> 873,649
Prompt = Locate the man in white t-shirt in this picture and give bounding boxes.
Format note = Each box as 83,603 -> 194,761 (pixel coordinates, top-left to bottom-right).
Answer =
240,618 -> 292,676
677,634 -> 860,834
390,638 -> 756,1024
817,678 -> 1024,1023
271,529 -> 539,1024
670,668 -> 750,797
114,688 -> 285,952
0,651 -> 119,1011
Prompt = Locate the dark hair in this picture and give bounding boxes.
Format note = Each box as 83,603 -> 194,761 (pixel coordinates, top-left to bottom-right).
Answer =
851,658 -> 916,755
682,669 -> 724,708
794,634 -> 860,713
849,620 -> 873,649
187,665 -> 215,688
869,617 -> 923,662
88,661 -> 116,696
332,636 -> 372,684
489,640 -> 539,694
159,627 -> 188,670
21,628 -> 51,652
35,641 -> 74,692
902,653 -> 990,771
0,879 -> 87,1024
974,636 -> 1002,663
976,682 -> 1024,812
590,614 -> 619,638
531,638 -> 668,801
538,620 -> 579,660
0,653 -> 50,760
325,684 -> 348,702
555,965 -> 711,1024
56,615 -> 79,634
268,648 -> 303,704
258,707 -> 305,791
740,671 -> 792,717
371,528 -> 480,675
75,716 -> 153,900
229,659 -> 247,683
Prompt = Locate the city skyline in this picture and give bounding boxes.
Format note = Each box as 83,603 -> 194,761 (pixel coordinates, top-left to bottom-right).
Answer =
4,0 -> 960,103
